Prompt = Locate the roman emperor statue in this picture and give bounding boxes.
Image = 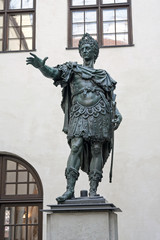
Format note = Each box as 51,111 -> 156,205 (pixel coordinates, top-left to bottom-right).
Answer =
26,33 -> 122,203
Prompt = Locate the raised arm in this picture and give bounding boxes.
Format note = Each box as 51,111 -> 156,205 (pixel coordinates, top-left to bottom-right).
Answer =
26,53 -> 60,80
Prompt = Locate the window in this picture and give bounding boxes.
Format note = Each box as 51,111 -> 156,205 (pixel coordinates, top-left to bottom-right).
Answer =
0,153 -> 43,240
68,0 -> 133,47
0,0 -> 36,52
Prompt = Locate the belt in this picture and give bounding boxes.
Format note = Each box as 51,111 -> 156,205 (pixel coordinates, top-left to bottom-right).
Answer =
72,87 -> 104,99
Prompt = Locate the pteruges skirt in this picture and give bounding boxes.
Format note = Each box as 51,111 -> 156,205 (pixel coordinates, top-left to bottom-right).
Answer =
67,98 -> 112,142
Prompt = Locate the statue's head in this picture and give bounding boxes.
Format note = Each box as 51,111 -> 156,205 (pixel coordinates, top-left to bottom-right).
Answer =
78,33 -> 99,63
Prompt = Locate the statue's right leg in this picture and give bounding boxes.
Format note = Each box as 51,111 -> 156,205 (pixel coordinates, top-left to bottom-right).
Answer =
56,137 -> 83,203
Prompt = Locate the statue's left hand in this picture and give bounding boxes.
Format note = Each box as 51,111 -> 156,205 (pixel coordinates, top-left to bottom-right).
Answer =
113,114 -> 122,130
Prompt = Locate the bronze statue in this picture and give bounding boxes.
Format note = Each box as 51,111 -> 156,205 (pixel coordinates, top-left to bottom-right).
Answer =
26,33 -> 122,203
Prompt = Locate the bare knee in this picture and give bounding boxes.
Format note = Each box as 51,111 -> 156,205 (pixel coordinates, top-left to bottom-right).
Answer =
91,143 -> 102,156
71,145 -> 79,153
71,138 -> 83,154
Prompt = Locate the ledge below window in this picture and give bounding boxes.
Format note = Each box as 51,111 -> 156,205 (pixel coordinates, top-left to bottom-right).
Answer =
66,44 -> 135,50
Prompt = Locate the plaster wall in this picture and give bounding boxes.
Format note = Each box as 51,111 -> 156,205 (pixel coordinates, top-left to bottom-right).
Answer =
0,0 -> 160,239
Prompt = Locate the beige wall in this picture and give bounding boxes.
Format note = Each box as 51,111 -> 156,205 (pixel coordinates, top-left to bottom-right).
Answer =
0,0 -> 160,239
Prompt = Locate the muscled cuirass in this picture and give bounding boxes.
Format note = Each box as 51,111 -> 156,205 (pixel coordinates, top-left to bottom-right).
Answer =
70,73 -> 103,106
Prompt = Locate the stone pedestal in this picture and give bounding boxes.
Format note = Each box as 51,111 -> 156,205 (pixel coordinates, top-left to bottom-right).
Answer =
43,197 -> 121,240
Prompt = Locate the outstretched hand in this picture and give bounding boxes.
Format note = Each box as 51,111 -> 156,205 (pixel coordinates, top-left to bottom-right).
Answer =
26,53 -> 48,69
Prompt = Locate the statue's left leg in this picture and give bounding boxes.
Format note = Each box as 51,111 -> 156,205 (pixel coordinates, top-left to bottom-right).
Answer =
89,142 -> 103,196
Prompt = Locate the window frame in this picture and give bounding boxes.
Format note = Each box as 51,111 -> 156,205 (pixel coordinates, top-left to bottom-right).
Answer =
0,202 -> 43,240
1,155 -> 43,200
0,153 -> 43,240
67,0 -> 133,48
0,0 -> 36,53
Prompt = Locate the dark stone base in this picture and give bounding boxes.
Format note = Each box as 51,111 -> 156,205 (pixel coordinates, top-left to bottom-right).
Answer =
42,195 -> 121,213
58,195 -> 106,204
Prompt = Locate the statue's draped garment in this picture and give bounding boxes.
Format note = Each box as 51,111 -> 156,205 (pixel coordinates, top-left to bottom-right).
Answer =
53,62 -> 117,174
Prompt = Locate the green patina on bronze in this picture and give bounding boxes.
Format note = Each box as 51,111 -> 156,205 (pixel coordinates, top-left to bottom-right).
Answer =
26,33 -> 122,203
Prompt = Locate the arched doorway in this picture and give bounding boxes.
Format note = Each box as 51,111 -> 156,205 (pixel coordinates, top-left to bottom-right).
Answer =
0,153 -> 43,240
